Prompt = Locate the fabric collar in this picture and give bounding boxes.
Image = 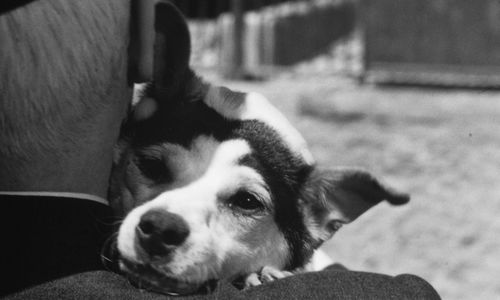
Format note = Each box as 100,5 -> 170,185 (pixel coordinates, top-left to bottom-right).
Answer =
0,191 -> 109,206
1,1 -> 37,14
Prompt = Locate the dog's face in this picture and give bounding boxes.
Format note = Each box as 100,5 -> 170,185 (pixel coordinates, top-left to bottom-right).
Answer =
108,2 -> 409,295
111,82 -> 318,293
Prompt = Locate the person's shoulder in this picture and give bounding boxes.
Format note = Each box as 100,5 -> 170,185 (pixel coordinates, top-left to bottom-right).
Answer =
391,273 -> 441,299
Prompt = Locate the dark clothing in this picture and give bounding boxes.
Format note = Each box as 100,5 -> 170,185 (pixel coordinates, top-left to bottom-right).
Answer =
4,270 -> 440,300
1,195 -> 441,299
0,195 -> 114,296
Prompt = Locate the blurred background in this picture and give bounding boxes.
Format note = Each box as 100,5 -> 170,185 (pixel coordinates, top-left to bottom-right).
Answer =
174,0 -> 500,299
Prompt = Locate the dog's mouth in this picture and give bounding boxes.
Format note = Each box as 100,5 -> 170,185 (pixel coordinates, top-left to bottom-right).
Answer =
119,258 -> 216,295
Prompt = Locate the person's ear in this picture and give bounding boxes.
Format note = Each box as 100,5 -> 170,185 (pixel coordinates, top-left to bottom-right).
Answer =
301,168 -> 410,245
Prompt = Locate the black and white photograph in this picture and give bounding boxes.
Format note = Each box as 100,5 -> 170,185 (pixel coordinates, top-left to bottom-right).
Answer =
1,0 -> 498,299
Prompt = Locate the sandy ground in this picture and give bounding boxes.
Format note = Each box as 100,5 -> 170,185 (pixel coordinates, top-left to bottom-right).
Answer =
201,71 -> 500,299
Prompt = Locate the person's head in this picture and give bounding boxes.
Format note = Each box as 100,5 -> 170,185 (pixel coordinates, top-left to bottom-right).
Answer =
0,0 -> 132,197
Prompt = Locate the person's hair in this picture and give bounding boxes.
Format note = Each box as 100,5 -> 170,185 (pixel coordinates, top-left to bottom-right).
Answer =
0,0 -> 130,161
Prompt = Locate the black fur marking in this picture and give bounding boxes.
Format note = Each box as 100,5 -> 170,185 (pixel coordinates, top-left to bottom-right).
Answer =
134,152 -> 172,184
235,121 -> 315,270
122,75 -> 232,148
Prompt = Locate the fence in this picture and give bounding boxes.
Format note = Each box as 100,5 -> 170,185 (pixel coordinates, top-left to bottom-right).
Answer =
187,0 -> 356,77
362,0 -> 500,87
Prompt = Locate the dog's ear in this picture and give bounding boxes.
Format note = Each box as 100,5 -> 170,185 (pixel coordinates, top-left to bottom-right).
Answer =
132,1 -> 191,121
301,168 -> 409,245
152,1 -> 191,100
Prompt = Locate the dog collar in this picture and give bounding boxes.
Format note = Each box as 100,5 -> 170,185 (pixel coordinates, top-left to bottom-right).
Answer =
0,191 -> 109,206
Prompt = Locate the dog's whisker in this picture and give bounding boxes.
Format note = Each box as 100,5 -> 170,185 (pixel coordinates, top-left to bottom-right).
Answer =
93,214 -> 123,227
110,218 -> 124,226
100,233 -> 120,272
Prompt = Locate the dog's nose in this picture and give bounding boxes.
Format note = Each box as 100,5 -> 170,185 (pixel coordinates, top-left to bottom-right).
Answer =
136,209 -> 190,256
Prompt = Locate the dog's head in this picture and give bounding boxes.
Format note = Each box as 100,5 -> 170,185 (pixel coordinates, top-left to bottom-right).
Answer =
109,2 -> 409,295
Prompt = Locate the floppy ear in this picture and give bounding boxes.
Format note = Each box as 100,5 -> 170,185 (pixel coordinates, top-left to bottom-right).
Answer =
301,168 -> 409,244
152,1 -> 191,100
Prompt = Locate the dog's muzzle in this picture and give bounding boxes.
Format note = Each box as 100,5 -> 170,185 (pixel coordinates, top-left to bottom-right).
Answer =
136,209 -> 190,257
118,209 -> 210,295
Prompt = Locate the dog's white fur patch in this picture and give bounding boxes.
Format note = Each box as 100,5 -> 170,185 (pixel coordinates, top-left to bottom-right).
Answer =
117,138 -> 289,283
205,87 -> 314,165
305,249 -> 333,271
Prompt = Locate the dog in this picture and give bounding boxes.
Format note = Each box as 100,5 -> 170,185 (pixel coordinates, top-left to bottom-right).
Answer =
108,1 -> 410,295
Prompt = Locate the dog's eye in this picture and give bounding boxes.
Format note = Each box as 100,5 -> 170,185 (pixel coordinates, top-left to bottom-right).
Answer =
228,191 -> 265,214
135,155 -> 171,183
